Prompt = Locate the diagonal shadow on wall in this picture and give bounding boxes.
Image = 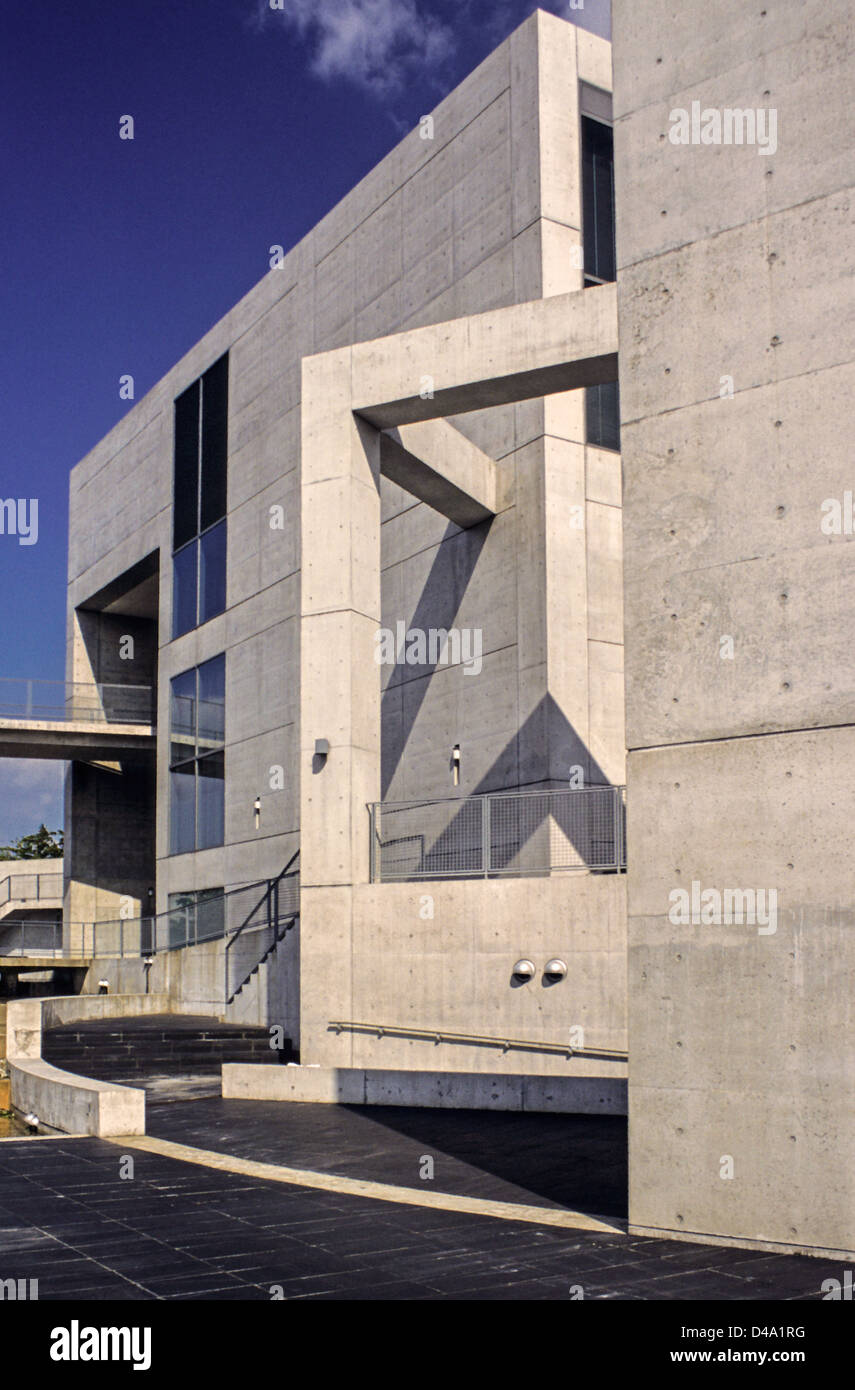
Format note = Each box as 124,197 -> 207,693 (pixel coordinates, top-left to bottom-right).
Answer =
381,515 -> 491,797
379,694 -> 616,874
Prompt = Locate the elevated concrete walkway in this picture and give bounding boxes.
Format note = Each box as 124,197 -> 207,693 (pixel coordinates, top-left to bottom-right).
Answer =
0,717 -> 155,761
0,898 -> 63,923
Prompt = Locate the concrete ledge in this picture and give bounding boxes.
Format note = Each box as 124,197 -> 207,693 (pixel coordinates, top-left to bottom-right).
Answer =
222,1064 -> 627,1114
43,993 -> 171,1028
9,1058 -> 145,1137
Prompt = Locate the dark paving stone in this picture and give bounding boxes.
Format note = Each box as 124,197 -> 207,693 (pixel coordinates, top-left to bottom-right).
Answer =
0,1128 -> 842,1302
147,1096 -> 628,1217
137,1270 -> 249,1296
167,1284 -> 273,1300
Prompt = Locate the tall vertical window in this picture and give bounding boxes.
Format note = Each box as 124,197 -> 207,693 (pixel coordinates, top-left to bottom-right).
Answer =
586,380 -> 621,453
169,654 -> 225,854
173,353 -> 229,638
581,116 -> 616,285
582,116 -> 619,449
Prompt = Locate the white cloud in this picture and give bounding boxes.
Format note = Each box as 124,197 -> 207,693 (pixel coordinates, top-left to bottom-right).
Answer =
256,0 -> 455,96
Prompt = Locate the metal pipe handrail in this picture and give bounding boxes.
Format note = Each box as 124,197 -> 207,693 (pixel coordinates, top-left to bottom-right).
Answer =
224,851 -> 300,951
369,783 -> 623,811
328,1019 -> 627,1060
0,676 -> 154,725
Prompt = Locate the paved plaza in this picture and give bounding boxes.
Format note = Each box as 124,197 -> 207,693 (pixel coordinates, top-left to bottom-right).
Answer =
0,1101 -> 848,1301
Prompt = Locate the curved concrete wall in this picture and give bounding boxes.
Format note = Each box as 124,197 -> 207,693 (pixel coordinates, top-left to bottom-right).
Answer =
5,996 -> 146,1137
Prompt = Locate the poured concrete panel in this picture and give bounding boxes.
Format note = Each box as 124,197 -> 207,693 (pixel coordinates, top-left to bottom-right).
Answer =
615,0 -> 855,1256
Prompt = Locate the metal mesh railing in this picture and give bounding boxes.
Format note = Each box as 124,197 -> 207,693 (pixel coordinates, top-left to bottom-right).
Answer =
0,871 -> 62,906
369,785 -> 626,881
0,678 -> 154,725
87,872 -> 299,958
0,920 -> 66,958
0,865 -> 301,970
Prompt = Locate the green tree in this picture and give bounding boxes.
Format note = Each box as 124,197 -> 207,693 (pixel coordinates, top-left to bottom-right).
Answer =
0,824 -> 64,860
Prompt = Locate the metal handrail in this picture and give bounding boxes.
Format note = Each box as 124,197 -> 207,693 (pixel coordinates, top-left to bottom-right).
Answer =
372,783 -> 620,809
223,853 -> 300,1006
328,1019 -> 627,1060
224,850 -> 300,949
0,677 -> 154,725
0,871 -> 63,906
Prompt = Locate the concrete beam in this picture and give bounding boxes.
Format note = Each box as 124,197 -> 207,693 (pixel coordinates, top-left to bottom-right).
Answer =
352,282 -> 618,428
0,720 -> 155,761
379,419 -> 497,528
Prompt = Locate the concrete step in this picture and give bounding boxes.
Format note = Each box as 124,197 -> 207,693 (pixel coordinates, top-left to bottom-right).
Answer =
42,1013 -> 293,1079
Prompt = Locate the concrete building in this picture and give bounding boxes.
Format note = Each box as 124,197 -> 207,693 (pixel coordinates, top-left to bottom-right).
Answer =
1,4 -> 852,1262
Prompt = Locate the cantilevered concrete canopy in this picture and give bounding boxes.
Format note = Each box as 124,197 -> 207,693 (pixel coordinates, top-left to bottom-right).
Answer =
0,720 -> 156,762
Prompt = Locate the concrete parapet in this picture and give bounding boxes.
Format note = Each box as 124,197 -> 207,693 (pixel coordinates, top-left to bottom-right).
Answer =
8,1058 -> 145,1137
222,1062 -> 627,1114
43,993 -> 172,1029
4,995 -> 157,1137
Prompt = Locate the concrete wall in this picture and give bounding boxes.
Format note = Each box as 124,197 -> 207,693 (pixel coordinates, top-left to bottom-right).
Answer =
224,1063 -> 625,1116
614,0 -> 855,1256
5,997 -> 145,1137
300,875 -> 626,1082
65,757 -> 155,933
0,858 -> 63,890
152,928 -> 298,1034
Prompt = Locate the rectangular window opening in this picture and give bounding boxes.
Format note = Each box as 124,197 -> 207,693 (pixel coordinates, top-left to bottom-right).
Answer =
169,655 -> 226,854
172,354 -> 229,637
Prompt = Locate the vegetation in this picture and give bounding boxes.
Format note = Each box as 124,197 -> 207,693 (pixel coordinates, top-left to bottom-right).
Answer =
0,824 -> 64,860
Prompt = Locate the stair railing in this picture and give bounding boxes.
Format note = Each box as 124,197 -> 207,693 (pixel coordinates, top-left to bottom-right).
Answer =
224,852 -> 300,1007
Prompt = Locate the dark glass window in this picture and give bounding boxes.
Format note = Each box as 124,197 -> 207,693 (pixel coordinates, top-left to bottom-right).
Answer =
172,543 -> 198,641
168,887 -> 224,947
172,354 -> 229,638
173,381 -> 200,550
197,751 -> 225,850
199,520 -> 227,627
169,654 -> 225,854
200,355 -> 229,531
586,380 -> 621,452
169,765 -> 196,857
582,116 -> 616,285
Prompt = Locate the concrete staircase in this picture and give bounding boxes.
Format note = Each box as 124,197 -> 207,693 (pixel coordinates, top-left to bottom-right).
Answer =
42,1013 -> 293,1081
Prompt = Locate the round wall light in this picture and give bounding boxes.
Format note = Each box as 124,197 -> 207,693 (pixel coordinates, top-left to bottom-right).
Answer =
544,958 -> 567,981
512,959 -> 536,982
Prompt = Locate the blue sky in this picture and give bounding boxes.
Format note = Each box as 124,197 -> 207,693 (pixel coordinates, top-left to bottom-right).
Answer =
0,0 -> 609,845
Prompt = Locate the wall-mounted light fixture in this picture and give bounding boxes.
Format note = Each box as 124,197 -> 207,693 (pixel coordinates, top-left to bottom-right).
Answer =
253,796 -> 261,830
512,959 -> 536,982
314,738 -> 330,759
451,743 -> 460,786
544,958 -> 567,982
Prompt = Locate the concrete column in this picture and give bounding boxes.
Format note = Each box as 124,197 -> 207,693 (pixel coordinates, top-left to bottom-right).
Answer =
299,349 -> 382,1063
